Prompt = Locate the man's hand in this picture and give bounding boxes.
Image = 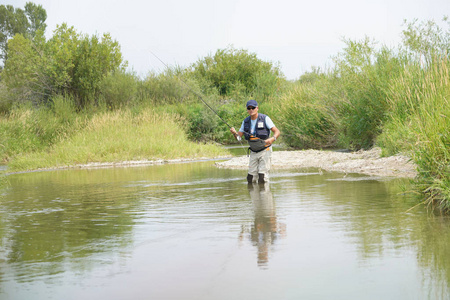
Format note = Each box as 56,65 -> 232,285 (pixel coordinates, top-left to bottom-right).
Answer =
265,137 -> 276,146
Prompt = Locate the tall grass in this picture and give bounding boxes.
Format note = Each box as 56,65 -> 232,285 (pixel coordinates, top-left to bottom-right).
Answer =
378,56 -> 450,210
0,95 -> 87,162
331,41 -> 406,149
6,106 -> 229,172
277,80 -> 338,148
276,39 -> 405,150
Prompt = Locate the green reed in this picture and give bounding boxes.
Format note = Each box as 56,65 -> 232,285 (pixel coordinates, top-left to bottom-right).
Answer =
379,56 -> 450,210
277,80 -> 338,149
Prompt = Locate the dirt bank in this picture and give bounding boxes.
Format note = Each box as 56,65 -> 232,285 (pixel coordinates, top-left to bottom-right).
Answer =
215,147 -> 417,178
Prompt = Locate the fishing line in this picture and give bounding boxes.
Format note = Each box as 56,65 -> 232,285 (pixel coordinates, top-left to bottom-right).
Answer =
149,51 -> 248,155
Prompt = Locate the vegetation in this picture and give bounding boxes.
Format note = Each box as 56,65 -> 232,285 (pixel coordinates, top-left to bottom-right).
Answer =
0,2 -> 47,66
1,23 -> 123,110
378,57 -> 450,210
1,2 -> 450,210
189,46 -> 284,100
277,17 -> 450,210
5,102 -> 228,172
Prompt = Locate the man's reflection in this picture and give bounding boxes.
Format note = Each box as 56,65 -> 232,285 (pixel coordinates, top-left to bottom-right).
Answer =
240,183 -> 286,268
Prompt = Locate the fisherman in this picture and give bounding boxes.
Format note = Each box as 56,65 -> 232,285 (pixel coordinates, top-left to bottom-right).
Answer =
230,100 -> 281,184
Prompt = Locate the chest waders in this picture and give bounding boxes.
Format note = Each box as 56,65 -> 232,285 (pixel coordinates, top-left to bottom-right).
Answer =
243,114 -> 271,184
246,139 -> 270,184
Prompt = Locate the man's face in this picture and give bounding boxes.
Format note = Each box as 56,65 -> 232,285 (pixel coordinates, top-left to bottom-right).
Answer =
247,106 -> 258,117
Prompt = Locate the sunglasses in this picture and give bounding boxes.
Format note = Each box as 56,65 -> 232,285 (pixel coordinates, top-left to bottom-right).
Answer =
247,106 -> 257,110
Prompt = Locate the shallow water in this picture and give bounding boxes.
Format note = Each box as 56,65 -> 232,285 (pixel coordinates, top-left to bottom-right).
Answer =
1,161 -> 450,299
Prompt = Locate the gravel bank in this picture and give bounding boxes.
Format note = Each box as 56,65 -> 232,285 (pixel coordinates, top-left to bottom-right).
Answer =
215,147 -> 417,178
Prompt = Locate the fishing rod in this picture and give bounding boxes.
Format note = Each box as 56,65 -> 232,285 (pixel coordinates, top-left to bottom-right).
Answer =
149,51 -> 249,153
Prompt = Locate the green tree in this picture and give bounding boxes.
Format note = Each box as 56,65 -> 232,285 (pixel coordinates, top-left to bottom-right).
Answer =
44,24 -> 80,95
24,2 -> 47,35
2,23 -> 124,107
0,2 -> 46,66
1,31 -> 47,103
72,32 -> 123,106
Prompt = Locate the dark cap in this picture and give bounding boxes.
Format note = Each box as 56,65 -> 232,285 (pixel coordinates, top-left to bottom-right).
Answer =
246,100 -> 258,108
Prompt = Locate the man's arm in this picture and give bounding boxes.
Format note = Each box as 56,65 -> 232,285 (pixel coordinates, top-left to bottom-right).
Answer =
266,126 -> 280,146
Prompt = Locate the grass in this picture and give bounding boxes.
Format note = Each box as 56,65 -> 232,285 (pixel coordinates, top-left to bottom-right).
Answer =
378,56 -> 450,210
5,106 -> 230,172
277,82 -> 338,149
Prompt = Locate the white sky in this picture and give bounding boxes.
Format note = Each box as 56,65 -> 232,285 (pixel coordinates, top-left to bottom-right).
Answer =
4,0 -> 450,79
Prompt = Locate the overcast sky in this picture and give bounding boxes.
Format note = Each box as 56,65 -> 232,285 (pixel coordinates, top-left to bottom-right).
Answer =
4,0 -> 450,79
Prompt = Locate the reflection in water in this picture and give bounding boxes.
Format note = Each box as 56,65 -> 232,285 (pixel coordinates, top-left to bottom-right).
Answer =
0,162 -> 250,289
0,171 -> 138,283
1,163 -> 450,299
240,183 -> 286,268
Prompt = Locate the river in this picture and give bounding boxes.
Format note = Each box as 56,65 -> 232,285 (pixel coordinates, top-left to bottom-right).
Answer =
0,160 -> 449,299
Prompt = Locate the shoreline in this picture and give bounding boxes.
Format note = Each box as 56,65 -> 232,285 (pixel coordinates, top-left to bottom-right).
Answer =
2,157 -> 232,175
3,148 -> 417,178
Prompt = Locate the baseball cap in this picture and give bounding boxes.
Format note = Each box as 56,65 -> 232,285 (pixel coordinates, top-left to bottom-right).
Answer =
246,100 -> 258,108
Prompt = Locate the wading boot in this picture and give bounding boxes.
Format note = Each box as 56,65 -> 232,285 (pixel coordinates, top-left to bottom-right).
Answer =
247,174 -> 254,184
258,173 -> 265,185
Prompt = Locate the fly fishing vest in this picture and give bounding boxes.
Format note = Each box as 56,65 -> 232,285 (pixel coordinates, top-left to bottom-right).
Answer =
243,114 -> 271,153
243,114 -> 270,140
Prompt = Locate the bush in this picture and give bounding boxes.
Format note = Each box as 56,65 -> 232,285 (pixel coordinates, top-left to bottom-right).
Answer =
98,71 -> 138,108
1,32 -> 47,104
138,68 -> 208,105
181,104 -> 219,141
276,38 -> 406,151
401,17 -> 450,65
190,46 -> 284,100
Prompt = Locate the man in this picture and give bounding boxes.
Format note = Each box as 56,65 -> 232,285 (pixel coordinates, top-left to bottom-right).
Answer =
230,99 -> 281,184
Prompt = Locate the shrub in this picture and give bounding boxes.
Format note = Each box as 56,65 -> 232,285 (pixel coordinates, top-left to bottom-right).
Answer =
98,71 -> 138,108
138,68 -> 207,105
190,46 -> 284,100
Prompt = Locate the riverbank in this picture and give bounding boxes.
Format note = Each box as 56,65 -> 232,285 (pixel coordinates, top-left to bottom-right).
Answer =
216,147 -> 417,178
4,147 -> 417,179
3,156 -> 232,174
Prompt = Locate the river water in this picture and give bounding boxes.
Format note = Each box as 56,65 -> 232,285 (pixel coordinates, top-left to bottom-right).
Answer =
1,160 -> 450,299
